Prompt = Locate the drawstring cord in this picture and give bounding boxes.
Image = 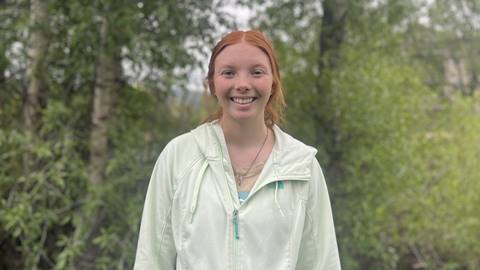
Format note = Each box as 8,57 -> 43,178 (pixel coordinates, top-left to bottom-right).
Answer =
190,161 -> 209,223
190,160 -> 286,221
274,181 -> 285,217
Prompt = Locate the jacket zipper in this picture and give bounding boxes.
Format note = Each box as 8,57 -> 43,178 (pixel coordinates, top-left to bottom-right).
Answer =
232,209 -> 240,270
232,209 -> 240,239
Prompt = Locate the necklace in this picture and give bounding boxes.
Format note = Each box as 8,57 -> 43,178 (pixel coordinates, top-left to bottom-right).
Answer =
233,129 -> 269,186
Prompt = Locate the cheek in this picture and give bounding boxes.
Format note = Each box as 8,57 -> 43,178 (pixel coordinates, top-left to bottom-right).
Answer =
260,79 -> 274,95
211,81 -> 222,96
213,78 -> 228,92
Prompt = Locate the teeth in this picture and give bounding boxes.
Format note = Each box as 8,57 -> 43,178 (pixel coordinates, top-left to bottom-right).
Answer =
232,97 -> 255,104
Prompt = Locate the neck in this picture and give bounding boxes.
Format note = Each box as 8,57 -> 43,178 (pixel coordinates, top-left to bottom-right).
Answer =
220,117 -> 268,147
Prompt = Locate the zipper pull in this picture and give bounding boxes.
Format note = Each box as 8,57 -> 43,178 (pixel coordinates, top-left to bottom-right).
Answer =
232,209 -> 240,240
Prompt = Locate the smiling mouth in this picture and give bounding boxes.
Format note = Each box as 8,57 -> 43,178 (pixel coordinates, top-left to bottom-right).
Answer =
231,97 -> 256,104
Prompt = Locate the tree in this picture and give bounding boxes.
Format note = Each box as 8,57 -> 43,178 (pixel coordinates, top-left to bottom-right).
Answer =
314,0 -> 348,183
404,0 -> 480,97
0,0 -> 232,269
23,0 -> 49,133
250,0 -> 480,268
73,8 -> 122,269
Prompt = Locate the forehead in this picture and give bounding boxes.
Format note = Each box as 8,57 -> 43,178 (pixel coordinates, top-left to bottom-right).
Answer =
214,42 -> 271,68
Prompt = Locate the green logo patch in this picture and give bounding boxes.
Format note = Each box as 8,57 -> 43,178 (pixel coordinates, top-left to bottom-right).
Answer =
268,181 -> 284,189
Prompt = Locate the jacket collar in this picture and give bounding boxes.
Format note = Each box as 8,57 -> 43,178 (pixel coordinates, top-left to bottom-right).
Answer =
191,120 -> 317,182
191,121 -> 317,209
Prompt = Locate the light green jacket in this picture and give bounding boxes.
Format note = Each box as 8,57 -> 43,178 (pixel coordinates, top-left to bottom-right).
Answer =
134,121 -> 341,270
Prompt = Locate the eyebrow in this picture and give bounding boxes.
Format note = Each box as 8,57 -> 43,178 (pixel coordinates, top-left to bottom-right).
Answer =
252,65 -> 268,69
217,64 -> 269,70
217,65 -> 235,70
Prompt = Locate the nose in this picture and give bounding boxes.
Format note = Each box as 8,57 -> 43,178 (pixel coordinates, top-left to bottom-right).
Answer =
234,73 -> 251,92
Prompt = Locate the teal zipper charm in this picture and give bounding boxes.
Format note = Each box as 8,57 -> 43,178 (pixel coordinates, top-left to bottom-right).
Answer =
233,209 -> 240,240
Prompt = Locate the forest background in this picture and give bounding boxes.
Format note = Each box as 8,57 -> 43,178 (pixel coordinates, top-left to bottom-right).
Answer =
1,0 -> 479,269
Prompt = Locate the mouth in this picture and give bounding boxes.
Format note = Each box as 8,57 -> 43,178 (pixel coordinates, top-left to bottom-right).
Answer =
230,97 -> 257,104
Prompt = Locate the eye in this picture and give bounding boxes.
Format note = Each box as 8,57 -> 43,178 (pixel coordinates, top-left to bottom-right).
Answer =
220,70 -> 235,78
252,68 -> 266,77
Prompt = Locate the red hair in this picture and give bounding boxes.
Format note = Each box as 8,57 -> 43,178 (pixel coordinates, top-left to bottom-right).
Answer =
205,30 -> 286,127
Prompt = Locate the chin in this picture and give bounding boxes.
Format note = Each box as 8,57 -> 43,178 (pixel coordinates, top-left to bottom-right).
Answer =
227,113 -> 263,124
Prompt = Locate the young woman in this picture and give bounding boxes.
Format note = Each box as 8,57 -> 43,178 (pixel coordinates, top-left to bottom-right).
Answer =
134,30 -> 341,270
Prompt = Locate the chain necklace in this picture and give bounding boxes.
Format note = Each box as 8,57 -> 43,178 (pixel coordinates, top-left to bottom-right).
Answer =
233,129 -> 268,186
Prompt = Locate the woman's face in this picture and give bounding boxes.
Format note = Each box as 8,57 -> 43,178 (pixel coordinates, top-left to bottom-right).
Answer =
213,42 -> 273,125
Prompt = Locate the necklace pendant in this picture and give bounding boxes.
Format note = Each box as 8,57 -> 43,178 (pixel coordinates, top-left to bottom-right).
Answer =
237,175 -> 243,186
231,129 -> 268,188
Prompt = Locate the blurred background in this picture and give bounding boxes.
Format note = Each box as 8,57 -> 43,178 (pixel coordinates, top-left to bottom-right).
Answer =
0,0 -> 479,269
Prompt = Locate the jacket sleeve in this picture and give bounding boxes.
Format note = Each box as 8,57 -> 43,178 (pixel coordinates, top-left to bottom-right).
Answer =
295,157 -> 341,270
134,142 -> 177,270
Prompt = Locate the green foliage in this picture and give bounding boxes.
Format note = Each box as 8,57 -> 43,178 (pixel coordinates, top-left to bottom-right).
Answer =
0,105 -> 87,270
0,0 -> 227,269
252,0 -> 480,269
330,48 -> 428,268
1,0 -> 479,269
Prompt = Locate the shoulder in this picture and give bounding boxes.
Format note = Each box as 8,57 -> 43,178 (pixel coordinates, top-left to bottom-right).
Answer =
272,126 -> 319,177
162,121 -> 213,157
273,125 -> 317,161
163,131 -> 198,155
155,127 -> 204,179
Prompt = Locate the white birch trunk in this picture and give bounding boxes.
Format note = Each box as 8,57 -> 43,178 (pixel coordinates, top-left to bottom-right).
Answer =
75,14 -> 121,270
24,0 -> 49,131
88,15 -> 121,185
